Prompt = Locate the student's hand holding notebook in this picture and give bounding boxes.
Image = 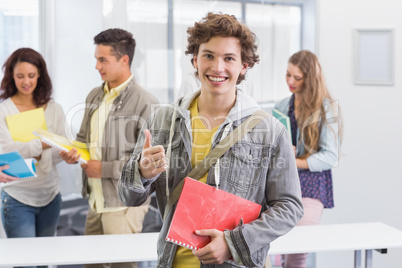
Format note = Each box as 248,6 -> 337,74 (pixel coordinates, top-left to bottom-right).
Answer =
0,151 -> 37,179
33,129 -> 90,164
165,177 -> 261,250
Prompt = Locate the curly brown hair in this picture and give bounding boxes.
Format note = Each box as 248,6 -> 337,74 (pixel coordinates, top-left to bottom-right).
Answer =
0,48 -> 52,106
185,12 -> 259,84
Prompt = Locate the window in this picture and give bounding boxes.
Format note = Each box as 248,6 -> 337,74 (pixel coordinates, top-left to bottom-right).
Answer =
246,3 -> 301,102
101,0 -> 307,104
36,0 -> 312,124
0,0 -> 40,80
1,0 -> 312,107
125,0 -> 169,103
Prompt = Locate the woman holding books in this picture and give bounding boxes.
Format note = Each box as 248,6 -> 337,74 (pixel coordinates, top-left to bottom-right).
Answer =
274,50 -> 342,268
0,48 -> 65,241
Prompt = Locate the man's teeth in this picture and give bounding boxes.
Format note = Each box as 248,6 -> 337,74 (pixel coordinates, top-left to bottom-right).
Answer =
209,76 -> 226,82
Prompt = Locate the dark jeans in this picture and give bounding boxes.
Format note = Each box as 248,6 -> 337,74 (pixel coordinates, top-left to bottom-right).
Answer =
1,190 -> 62,268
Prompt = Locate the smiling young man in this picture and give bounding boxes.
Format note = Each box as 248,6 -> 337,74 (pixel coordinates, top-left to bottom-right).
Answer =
60,28 -> 158,268
118,13 -> 303,268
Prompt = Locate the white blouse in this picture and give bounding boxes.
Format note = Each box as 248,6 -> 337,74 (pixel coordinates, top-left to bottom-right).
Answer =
0,98 -> 66,207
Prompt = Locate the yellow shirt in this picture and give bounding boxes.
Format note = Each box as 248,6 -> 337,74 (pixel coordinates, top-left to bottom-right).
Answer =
172,97 -> 219,267
88,75 -> 133,213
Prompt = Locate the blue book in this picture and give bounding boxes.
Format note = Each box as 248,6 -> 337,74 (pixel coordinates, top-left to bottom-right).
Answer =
272,108 -> 292,141
0,151 -> 37,178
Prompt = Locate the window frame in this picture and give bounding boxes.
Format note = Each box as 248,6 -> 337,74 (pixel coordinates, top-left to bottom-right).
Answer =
167,0 -> 315,104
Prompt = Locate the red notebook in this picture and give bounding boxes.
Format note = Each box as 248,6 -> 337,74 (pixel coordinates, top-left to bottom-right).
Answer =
165,177 -> 262,250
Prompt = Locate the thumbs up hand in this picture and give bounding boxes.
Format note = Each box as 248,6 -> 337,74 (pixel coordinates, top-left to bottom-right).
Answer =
139,129 -> 167,179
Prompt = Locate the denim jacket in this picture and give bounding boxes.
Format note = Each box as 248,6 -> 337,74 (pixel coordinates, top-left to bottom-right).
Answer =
119,89 -> 303,267
274,96 -> 340,172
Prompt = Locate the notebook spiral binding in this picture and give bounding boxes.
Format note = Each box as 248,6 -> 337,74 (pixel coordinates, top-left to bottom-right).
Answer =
33,129 -> 88,164
165,237 -> 198,250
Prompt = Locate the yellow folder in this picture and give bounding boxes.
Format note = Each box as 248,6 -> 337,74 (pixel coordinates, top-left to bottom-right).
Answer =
6,108 -> 48,142
33,129 -> 90,164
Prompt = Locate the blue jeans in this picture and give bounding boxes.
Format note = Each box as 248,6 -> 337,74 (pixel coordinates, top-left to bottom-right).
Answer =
1,190 -> 61,238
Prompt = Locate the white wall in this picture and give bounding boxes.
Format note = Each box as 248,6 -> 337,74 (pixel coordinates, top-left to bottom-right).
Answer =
316,1 -> 402,267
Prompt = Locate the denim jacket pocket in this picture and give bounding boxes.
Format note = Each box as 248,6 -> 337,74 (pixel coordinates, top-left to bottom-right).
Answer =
227,142 -> 269,191
150,129 -> 182,149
